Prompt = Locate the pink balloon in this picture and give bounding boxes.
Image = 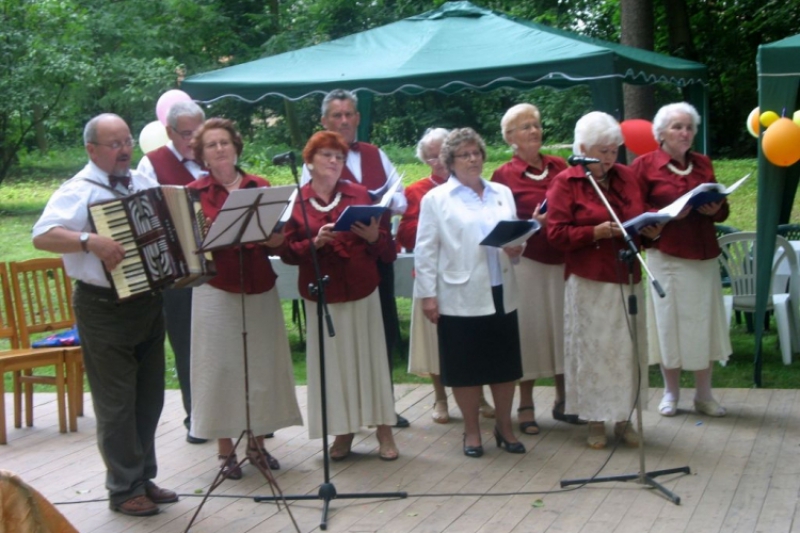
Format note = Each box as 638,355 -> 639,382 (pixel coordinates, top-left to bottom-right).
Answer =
620,119 -> 659,156
156,90 -> 192,125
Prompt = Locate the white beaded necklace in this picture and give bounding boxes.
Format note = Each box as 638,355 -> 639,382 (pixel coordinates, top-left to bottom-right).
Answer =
524,167 -> 548,181
666,162 -> 693,176
309,192 -> 342,213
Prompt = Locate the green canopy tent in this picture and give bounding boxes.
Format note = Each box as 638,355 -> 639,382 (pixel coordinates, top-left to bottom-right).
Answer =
753,34 -> 800,386
181,1 -> 709,151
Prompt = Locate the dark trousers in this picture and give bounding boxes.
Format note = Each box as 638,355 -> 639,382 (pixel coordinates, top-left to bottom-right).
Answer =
377,260 -> 400,384
163,287 -> 192,428
73,283 -> 165,505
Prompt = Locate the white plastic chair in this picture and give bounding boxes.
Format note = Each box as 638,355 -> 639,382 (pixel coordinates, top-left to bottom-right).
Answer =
718,232 -> 800,365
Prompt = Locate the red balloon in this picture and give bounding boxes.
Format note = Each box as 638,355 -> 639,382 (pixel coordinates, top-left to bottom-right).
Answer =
620,119 -> 659,156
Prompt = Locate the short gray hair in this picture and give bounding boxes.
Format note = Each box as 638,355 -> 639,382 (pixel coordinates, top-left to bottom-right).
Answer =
440,128 -> 487,173
83,113 -> 122,144
652,102 -> 701,142
572,111 -> 623,155
415,127 -> 450,163
500,103 -> 541,145
167,101 -> 205,129
321,89 -> 358,117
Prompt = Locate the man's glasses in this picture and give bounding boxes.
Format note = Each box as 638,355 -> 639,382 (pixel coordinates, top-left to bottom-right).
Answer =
171,127 -> 194,140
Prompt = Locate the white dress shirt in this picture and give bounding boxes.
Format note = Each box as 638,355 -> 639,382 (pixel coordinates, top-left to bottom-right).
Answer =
136,141 -> 205,181
32,161 -> 159,288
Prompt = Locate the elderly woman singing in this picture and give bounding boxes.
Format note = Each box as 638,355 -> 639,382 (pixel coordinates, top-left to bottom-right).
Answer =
631,102 -> 731,418
414,127 -> 525,458
546,112 -> 661,449
282,131 -> 399,462
491,103 -> 582,435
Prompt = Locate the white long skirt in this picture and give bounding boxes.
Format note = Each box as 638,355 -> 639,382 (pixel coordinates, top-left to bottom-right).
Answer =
190,284 -> 303,439
408,295 -> 440,376
646,249 -> 732,370
516,257 -> 565,380
564,275 -> 648,422
305,290 -> 396,439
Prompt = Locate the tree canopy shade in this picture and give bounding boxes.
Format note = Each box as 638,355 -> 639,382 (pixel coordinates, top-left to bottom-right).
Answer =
753,34 -> 800,386
181,1 -> 710,151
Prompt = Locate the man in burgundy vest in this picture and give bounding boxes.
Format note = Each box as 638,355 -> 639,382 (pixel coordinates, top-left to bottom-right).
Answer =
301,89 -> 410,428
136,101 -> 207,443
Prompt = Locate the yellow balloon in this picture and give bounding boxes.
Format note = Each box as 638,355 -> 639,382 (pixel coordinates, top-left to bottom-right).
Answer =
747,107 -> 760,137
793,110 -> 800,128
762,117 -> 800,167
760,110 -> 780,128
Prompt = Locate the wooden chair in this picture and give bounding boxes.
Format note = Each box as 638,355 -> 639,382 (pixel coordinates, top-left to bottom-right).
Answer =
9,258 -> 83,436
0,263 -> 67,444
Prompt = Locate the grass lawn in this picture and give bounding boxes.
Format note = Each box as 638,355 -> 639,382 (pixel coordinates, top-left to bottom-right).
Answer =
1,145 -> 798,394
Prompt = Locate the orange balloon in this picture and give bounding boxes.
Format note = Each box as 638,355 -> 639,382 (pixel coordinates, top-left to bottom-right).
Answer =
762,117 -> 800,167
747,107 -> 760,137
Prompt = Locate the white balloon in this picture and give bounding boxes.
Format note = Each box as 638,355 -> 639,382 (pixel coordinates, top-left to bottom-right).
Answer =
139,121 -> 169,153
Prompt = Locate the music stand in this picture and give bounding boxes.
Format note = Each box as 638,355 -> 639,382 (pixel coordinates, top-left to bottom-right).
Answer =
184,186 -> 300,532
253,152 -> 407,530
559,163 -> 690,504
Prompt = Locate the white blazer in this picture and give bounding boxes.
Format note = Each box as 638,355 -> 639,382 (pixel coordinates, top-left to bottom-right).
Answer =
413,177 -> 519,316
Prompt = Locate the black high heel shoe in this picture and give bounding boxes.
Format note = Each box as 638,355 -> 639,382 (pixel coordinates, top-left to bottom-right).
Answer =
494,427 -> 526,454
462,434 -> 484,458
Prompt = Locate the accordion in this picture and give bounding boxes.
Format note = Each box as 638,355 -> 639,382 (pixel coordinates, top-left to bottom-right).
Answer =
88,186 -> 216,301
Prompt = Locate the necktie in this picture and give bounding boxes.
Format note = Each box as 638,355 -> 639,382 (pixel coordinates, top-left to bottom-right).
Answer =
349,142 -> 360,152
108,175 -> 131,189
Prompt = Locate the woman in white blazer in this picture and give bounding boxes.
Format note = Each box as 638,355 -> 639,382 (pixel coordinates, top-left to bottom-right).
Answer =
414,127 -> 525,458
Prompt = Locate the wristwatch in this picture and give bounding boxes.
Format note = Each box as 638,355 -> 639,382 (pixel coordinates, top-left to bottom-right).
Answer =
79,232 -> 90,253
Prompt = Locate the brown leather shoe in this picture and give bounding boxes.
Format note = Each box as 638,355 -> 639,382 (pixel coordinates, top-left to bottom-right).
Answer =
144,481 -> 179,504
111,494 -> 159,517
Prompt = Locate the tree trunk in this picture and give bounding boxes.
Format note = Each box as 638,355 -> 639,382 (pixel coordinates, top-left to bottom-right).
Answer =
620,0 -> 656,161
34,104 -> 48,154
663,0 -> 698,60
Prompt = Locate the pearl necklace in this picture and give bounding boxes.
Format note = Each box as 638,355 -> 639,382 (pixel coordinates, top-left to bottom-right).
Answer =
524,167 -> 548,181
218,172 -> 242,187
666,162 -> 693,176
309,192 -> 342,213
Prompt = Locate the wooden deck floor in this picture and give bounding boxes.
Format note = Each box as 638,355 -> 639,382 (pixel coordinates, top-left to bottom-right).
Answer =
4,385 -> 800,533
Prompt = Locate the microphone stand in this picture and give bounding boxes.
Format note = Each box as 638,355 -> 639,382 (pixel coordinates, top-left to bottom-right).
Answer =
559,162 -> 690,504
253,152 -> 407,530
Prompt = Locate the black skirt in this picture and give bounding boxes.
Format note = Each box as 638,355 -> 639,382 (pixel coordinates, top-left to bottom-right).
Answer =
437,285 -> 522,387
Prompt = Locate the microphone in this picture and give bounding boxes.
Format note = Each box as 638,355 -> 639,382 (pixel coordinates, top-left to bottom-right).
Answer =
567,155 -> 601,166
272,151 -> 296,166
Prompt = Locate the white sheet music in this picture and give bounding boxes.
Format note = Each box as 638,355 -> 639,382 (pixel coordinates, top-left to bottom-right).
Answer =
200,185 -> 296,252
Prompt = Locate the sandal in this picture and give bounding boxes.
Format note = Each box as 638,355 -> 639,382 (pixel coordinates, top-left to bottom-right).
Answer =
329,433 -> 354,461
218,453 -> 243,480
517,406 -> 540,435
587,421 -> 607,449
248,447 -> 280,471
614,421 -> 640,447
376,429 -> 399,461
432,400 -> 450,424
479,396 -> 496,419
552,400 -> 587,425
694,399 -> 726,417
